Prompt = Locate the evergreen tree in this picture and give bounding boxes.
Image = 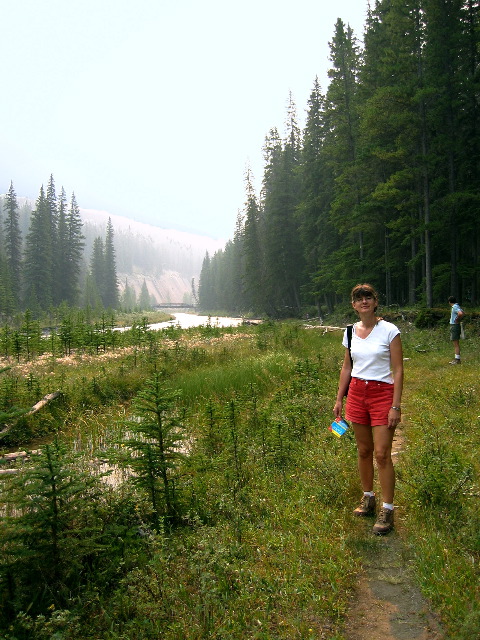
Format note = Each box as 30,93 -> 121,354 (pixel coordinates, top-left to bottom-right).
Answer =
262,96 -> 303,316
198,251 -> 215,311
56,187 -> 69,304
422,0 -> 480,301
0,252 -> 16,319
64,192 -> 85,304
46,175 -> 58,301
90,236 -> 106,303
83,271 -> 103,311
323,18 -> 364,292
138,278 -> 151,310
217,235 -> 243,313
0,440 -> 104,616
23,186 -> 53,310
297,77 -> 339,312
189,4 -> 480,313
121,373 -> 186,528
121,278 -> 137,312
2,181 -> 22,307
103,218 -> 119,309
242,168 -> 264,312
355,0 -> 425,304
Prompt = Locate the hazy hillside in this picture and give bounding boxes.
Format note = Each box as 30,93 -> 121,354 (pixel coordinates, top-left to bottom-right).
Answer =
80,208 -> 225,304
2,196 -> 225,305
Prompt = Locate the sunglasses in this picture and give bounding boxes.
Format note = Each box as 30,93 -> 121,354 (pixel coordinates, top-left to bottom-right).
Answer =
353,293 -> 374,301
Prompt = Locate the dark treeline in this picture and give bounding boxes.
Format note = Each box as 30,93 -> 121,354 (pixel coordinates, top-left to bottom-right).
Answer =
198,1 -> 480,316
0,175 -> 121,318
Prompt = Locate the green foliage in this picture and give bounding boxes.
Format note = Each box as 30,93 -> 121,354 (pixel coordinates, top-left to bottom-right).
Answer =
0,440 -> 105,623
0,322 -> 478,638
118,372 -> 186,528
199,3 -> 480,316
0,177 -> 122,320
414,307 -> 445,328
398,331 -> 480,637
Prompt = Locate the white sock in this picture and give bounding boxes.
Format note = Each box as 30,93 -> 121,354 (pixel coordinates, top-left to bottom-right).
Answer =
364,491 -> 375,497
455,354 -> 461,360
382,502 -> 394,511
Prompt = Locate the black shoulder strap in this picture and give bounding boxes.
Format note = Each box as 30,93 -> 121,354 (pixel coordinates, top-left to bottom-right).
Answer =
347,324 -> 353,367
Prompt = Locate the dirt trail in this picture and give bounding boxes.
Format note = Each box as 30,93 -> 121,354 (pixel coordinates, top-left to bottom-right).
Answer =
341,425 -> 445,640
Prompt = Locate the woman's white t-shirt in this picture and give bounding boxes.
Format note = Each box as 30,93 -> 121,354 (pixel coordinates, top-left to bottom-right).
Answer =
342,320 -> 400,384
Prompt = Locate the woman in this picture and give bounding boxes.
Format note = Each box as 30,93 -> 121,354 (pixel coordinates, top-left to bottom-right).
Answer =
333,283 -> 403,535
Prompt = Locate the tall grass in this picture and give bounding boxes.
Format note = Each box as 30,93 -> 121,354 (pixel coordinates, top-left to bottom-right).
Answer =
0,320 -> 478,639
397,326 -> 480,639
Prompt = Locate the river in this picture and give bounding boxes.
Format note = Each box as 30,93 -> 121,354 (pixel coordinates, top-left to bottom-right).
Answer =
146,312 -> 247,331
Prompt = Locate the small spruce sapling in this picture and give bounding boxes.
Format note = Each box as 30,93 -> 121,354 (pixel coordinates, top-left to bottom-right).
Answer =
121,372 -> 186,529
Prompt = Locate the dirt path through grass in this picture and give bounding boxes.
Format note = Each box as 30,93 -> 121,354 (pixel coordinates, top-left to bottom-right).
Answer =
342,423 -> 445,640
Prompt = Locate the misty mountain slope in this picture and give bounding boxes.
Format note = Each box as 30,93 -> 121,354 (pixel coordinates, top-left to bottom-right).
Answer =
0,195 -> 224,305
81,208 -> 225,304
117,269 -> 193,305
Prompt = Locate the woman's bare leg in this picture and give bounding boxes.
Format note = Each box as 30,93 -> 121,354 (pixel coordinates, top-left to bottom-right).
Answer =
352,423 -> 375,492
373,425 -> 396,504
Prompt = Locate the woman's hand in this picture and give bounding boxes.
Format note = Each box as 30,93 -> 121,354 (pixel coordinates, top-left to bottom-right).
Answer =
333,399 -> 343,419
388,407 -> 401,429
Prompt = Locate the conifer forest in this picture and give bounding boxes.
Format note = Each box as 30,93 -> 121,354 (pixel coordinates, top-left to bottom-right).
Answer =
0,175 -> 120,317
198,2 -> 480,317
1,3 -> 480,639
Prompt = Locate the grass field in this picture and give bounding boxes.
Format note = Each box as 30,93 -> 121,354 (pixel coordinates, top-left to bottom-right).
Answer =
0,318 -> 478,639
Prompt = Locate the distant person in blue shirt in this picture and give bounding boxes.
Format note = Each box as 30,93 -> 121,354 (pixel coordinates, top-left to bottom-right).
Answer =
448,296 -> 464,365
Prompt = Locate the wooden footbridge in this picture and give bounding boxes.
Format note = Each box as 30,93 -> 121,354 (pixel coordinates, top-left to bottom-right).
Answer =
154,303 -> 197,310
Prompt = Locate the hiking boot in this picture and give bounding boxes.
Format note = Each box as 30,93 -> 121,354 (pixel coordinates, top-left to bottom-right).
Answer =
353,494 -> 376,517
373,507 -> 394,535
449,359 -> 461,365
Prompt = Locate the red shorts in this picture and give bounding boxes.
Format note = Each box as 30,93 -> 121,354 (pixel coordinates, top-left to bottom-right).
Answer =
345,377 -> 394,426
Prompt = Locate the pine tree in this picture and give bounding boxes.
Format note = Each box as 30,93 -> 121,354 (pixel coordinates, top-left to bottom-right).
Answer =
0,440 -> 104,616
421,0 -> 480,301
242,168 -> 264,312
23,186 -> 53,310
121,278 -> 137,312
103,218 -> 119,309
64,192 -> 85,304
262,95 -> 303,316
0,252 -> 16,319
323,18 -> 364,292
138,278 -> 151,310
198,252 -> 214,311
297,77 -> 339,312
46,175 -> 58,301
120,373 -> 186,528
83,271 -> 103,311
2,181 -> 22,308
56,187 -> 69,304
355,0 -> 425,304
90,236 -> 106,303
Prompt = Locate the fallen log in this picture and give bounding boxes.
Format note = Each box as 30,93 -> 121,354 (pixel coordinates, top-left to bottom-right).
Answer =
0,391 -> 61,438
2,449 -> 41,461
304,324 -> 346,331
26,391 -> 62,416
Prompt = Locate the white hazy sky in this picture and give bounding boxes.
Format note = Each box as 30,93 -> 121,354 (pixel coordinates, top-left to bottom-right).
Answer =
1,0 -> 367,240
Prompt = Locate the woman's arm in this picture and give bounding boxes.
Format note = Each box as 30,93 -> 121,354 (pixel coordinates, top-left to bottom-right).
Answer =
333,348 -> 353,418
388,334 -> 404,428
